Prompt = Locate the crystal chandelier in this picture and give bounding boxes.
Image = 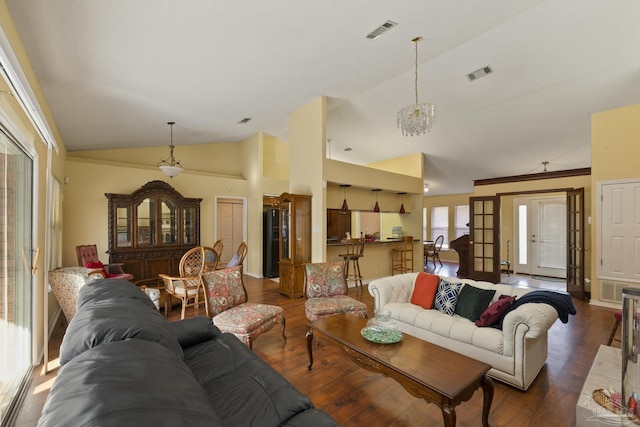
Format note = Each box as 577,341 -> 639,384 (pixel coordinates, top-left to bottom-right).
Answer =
158,121 -> 184,178
397,36 -> 436,136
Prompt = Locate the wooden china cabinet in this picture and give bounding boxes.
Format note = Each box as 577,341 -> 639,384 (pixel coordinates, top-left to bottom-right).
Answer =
278,193 -> 311,298
105,180 -> 202,283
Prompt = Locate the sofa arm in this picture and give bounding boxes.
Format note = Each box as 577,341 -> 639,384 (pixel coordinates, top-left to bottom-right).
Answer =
502,303 -> 559,355
368,273 -> 418,310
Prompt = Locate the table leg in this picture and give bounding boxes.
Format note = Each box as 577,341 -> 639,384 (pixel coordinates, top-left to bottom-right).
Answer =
481,375 -> 494,427
306,328 -> 314,370
441,404 -> 456,427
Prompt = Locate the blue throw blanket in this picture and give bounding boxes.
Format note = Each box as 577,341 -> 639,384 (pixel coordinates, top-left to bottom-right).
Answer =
498,290 -> 577,329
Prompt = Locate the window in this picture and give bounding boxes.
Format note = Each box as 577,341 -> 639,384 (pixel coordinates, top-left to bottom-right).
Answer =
431,206 -> 449,249
0,128 -> 34,423
454,205 -> 469,239
422,207 -> 427,241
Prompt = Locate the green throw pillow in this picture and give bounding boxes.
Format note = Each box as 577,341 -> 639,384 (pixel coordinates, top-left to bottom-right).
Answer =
454,285 -> 496,322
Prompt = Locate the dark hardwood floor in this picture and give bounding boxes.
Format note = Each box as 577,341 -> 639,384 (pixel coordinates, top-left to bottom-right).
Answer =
13,263 -> 618,427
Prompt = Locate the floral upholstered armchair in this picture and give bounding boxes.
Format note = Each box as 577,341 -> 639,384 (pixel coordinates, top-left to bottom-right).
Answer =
48,267 -> 104,321
303,261 -> 368,321
202,266 -> 286,349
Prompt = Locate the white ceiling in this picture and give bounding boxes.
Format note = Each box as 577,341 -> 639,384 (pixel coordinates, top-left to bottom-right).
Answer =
6,0 -> 640,195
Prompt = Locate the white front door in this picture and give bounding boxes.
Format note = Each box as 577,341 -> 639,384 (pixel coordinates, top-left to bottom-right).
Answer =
514,194 -> 567,278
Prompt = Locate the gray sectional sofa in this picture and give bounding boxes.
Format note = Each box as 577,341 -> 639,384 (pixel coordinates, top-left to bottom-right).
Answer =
38,279 -> 339,427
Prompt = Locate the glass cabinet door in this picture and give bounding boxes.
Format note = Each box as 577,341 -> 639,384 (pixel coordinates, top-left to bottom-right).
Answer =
183,207 -> 196,245
280,200 -> 291,260
161,197 -> 177,245
137,197 -> 156,246
295,197 -> 311,264
116,206 -> 132,247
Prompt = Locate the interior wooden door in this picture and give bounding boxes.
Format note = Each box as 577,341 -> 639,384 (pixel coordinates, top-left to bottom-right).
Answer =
469,196 -> 501,283
216,197 -> 245,265
231,201 -> 244,263
216,201 -> 234,263
566,188 -> 585,299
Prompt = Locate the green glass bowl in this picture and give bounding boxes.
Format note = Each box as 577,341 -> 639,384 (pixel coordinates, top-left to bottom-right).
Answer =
361,326 -> 403,344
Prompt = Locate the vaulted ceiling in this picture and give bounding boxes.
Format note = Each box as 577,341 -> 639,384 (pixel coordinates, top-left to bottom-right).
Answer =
6,0 -> 640,195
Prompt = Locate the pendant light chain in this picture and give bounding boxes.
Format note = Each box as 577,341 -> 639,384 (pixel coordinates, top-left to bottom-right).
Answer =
414,37 -> 420,106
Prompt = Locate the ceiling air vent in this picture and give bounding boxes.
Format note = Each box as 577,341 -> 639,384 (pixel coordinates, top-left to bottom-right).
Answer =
238,118 -> 252,124
466,65 -> 493,82
366,20 -> 398,40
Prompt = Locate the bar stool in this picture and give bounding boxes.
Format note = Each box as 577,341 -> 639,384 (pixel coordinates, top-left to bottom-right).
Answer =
391,236 -> 414,275
607,309 -> 622,346
338,238 -> 365,294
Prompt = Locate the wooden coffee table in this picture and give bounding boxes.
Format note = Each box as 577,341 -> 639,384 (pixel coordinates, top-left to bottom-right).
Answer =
306,314 -> 493,427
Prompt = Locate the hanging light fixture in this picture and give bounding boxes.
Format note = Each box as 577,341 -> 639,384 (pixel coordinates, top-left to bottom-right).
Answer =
158,121 -> 184,178
340,184 -> 351,211
398,192 -> 407,214
372,189 -> 382,212
397,36 -> 436,136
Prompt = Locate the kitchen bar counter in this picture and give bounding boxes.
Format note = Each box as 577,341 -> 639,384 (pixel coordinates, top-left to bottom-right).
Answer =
326,238 -> 403,246
326,238 -> 419,282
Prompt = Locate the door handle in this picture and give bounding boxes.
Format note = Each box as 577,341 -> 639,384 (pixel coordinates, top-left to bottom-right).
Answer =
32,247 -> 40,275
20,247 -> 40,276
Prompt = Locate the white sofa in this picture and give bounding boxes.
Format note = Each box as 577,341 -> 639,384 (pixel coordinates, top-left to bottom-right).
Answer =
368,273 -> 560,390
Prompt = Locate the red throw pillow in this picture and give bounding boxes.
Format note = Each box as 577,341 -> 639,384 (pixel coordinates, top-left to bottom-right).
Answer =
475,295 -> 517,327
85,261 -> 107,277
410,272 -> 439,309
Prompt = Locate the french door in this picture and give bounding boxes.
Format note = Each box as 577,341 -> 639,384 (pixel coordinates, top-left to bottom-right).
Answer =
567,189 -> 585,300
469,196 -> 501,283
0,129 -> 34,423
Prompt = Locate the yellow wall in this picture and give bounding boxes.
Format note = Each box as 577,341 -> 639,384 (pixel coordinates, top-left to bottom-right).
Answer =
263,134 -> 289,180
63,158 -> 251,268
367,152 -> 424,179
69,141 -> 245,178
591,103 -> 640,302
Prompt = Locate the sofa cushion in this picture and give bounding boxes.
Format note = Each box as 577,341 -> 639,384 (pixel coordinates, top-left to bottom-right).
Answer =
434,278 -> 462,315
475,295 -> 516,327
410,272 -> 439,309
454,284 -> 496,322
169,316 -> 221,348
60,280 -> 183,366
39,339 -> 222,427
184,333 -> 331,427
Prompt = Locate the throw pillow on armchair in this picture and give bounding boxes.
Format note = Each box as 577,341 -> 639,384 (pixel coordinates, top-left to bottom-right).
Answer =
84,261 -> 108,277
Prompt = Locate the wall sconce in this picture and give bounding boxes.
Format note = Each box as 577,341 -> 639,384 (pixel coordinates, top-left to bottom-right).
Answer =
424,184 -> 429,193
372,189 -> 382,212
398,192 -> 407,214
340,184 -> 351,211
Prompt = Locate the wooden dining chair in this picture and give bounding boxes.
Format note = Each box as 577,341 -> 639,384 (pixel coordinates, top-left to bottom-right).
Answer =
425,235 -> 444,268
159,246 -> 219,319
